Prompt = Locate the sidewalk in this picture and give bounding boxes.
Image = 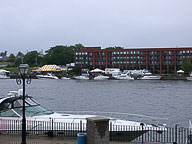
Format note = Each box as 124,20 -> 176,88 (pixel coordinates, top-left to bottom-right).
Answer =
0,134 -> 149,144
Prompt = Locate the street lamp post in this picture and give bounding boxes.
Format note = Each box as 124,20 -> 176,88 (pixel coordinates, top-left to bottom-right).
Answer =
17,64 -> 29,144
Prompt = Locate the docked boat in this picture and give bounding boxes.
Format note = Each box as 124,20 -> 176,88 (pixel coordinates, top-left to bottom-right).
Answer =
61,76 -> 71,80
140,70 -> 161,80
36,73 -> 59,79
0,69 -> 10,79
0,89 -> 165,141
74,69 -> 90,80
93,74 -> 109,80
74,75 -> 89,80
113,71 -> 134,80
186,72 -> 192,81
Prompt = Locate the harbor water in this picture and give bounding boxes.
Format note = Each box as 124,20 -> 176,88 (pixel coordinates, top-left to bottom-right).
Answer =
0,79 -> 192,128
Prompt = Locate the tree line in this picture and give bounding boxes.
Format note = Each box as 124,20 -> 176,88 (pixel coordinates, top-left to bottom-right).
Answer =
1,44 -> 123,68
0,44 -> 83,67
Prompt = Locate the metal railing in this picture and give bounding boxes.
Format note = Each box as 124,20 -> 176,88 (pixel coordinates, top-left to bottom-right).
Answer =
0,118 -> 191,143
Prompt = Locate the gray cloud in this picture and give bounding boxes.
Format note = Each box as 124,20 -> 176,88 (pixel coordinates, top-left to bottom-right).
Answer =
0,0 -> 192,54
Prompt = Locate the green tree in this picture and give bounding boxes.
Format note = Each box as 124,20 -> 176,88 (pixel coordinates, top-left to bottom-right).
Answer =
0,51 -> 7,57
14,52 -> 24,66
24,51 -> 43,67
67,65 -> 81,76
8,53 -> 16,63
181,58 -> 192,74
43,44 -> 83,65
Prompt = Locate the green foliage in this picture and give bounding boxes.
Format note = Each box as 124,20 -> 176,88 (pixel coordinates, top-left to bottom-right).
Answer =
181,58 -> 192,74
43,44 -> 83,65
8,53 -> 16,63
67,65 -> 81,76
24,51 -> 39,67
0,51 -> 7,57
105,46 -> 124,49
14,52 -> 24,66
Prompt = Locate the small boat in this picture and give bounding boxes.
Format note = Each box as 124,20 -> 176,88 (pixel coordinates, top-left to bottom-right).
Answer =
113,71 -> 134,80
93,74 -> 109,80
186,72 -> 192,81
61,77 -> 71,80
0,69 -> 10,79
36,73 -> 59,79
0,89 -> 166,141
74,70 -> 90,80
74,75 -> 89,80
140,70 -> 161,80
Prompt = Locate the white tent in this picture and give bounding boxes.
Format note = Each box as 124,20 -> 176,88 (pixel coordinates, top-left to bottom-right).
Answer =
90,68 -> 104,73
177,70 -> 184,74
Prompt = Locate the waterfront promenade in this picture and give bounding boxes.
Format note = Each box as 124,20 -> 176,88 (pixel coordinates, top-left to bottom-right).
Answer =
0,134 -> 160,144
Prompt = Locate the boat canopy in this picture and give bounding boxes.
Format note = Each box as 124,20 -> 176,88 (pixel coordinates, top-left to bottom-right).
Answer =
177,70 -> 184,74
0,94 -> 53,117
90,68 -> 104,73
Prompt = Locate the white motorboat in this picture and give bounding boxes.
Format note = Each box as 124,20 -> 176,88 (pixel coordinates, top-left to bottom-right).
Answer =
0,69 -> 10,79
186,72 -> 192,81
74,70 -> 90,80
0,89 -> 165,141
74,75 -> 89,80
140,70 -> 161,80
36,73 -> 59,79
61,76 -> 71,80
113,71 -> 134,80
93,74 -> 109,80
187,77 -> 192,81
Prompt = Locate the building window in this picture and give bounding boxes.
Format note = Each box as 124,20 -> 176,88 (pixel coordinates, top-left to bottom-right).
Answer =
178,51 -> 182,55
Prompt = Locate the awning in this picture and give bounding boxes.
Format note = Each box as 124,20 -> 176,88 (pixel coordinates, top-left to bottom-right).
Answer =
90,68 -> 104,73
177,70 -> 184,73
38,65 -> 61,71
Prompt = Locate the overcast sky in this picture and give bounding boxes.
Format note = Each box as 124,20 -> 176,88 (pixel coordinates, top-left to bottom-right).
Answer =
0,0 -> 192,54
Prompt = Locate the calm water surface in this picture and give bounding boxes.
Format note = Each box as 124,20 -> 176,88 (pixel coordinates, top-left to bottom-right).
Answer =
0,79 -> 192,127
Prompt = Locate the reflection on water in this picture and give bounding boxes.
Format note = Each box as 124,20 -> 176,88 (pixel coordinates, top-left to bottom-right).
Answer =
0,79 -> 192,127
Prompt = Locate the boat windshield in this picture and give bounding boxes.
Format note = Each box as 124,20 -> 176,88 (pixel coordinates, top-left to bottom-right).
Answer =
0,96 -> 53,117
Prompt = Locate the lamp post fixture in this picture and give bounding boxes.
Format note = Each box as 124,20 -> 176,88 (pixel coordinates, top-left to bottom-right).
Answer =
16,64 -> 31,144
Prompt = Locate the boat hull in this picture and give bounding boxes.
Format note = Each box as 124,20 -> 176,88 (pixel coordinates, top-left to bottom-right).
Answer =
187,77 -> 192,81
140,76 -> 161,80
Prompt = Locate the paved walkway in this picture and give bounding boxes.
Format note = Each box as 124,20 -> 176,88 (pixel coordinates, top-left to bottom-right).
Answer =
0,134 -> 155,144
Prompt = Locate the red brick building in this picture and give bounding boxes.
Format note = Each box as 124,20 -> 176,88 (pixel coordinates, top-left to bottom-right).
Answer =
74,47 -> 192,74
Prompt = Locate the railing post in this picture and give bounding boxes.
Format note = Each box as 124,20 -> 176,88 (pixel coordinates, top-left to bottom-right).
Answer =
80,120 -> 82,132
173,124 -> 178,144
140,123 -> 144,144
